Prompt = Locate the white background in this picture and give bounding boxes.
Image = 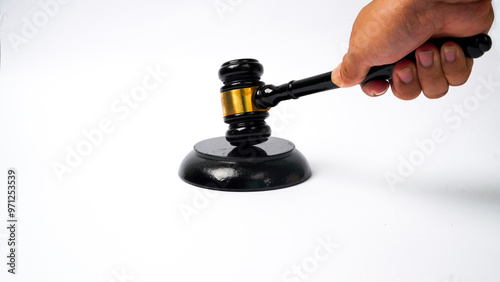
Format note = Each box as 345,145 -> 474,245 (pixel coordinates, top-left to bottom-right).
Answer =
1,0 -> 500,281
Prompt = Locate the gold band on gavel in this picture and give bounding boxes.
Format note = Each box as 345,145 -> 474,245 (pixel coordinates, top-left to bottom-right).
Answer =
221,86 -> 269,117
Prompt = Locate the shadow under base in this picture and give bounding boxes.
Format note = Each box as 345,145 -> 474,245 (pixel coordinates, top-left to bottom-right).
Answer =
178,137 -> 311,192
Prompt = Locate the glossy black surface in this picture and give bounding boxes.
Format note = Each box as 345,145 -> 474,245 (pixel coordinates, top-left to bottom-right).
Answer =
178,137 -> 311,191
219,59 -> 271,146
255,72 -> 338,109
254,34 -> 492,108
180,34 -> 492,191
224,111 -> 271,146
360,33 -> 493,84
219,58 -> 265,92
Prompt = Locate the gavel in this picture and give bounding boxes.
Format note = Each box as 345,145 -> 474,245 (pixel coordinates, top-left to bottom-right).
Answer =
219,34 -> 492,146
180,34 -> 492,191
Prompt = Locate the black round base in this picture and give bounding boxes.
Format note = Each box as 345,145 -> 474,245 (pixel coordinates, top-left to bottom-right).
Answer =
179,137 -> 311,192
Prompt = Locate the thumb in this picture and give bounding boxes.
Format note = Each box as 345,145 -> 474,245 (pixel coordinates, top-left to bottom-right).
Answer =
331,52 -> 371,88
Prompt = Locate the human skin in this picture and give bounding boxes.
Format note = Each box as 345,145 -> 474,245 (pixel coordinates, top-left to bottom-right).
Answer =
331,0 -> 494,100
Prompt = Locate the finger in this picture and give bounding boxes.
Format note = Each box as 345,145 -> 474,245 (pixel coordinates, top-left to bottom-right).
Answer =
391,60 -> 422,100
415,43 -> 449,99
360,80 -> 389,97
331,53 -> 371,88
440,42 -> 473,86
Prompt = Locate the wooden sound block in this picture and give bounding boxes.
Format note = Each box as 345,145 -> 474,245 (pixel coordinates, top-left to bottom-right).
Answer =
179,137 -> 311,192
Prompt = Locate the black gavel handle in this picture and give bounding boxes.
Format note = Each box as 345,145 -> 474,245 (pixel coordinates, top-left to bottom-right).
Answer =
255,34 -> 492,109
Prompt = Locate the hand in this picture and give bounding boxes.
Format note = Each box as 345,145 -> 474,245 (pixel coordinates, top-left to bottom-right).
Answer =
331,0 -> 494,100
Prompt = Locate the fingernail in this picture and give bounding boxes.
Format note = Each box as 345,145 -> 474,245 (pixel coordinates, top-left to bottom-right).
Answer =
444,46 -> 456,63
331,63 -> 343,87
373,88 -> 387,96
397,66 -> 414,84
361,81 -> 389,97
417,51 -> 433,67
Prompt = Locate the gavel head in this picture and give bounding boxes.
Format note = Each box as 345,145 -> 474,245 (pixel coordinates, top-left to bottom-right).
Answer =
219,59 -> 271,146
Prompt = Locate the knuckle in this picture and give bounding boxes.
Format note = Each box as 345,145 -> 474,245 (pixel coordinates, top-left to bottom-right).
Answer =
447,75 -> 469,86
423,85 -> 449,99
393,85 -> 421,100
